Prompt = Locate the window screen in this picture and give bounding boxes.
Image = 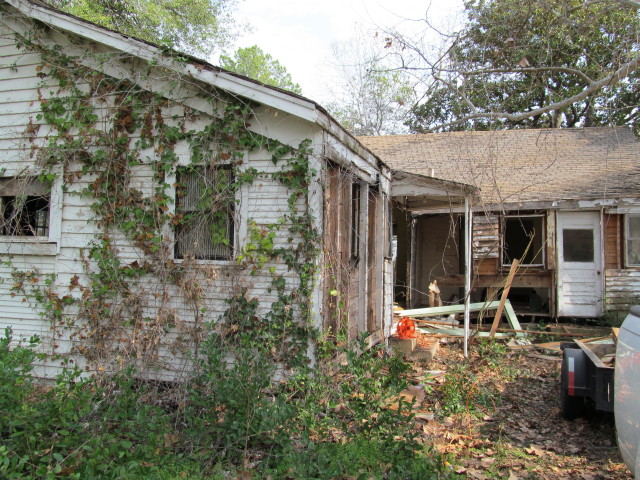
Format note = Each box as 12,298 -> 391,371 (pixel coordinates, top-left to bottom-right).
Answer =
174,166 -> 234,260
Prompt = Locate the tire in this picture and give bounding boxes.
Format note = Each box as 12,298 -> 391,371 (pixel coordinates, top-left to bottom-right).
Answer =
561,349 -> 586,420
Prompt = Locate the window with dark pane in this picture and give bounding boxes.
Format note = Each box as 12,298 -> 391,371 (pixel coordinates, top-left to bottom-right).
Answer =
626,215 -> 640,266
502,215 -> 544,266
175,165 -> 234,260
562,229 -> 594,262
0,177 -> 50,237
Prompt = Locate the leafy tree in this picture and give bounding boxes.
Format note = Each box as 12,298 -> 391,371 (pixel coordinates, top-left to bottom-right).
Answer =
390,0 -> 640,133
219,45 -> 302,94
326,33 -> 417,135
46,0 -> 241,57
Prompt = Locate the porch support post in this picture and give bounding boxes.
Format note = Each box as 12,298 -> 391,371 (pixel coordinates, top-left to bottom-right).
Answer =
464,195 -> 473,357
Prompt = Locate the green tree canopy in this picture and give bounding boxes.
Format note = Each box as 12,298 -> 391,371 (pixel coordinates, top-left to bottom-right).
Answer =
395,0 -> 640,133
219,45 -> 302,94
46,0 -> 241,57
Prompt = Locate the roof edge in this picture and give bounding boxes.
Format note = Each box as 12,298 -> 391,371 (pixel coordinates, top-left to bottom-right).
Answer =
4,0 -> 323,122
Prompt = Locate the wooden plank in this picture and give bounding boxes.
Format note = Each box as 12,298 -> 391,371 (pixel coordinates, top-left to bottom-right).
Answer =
415,318 -> 566,336
400,300 -> 503,317
526,353 -> 562,361
503,301 -> 524,335
436,272 -> 552,288
399,301 -> 502,317
418,326 -> 511,338
490,259 -> 519,337
398,299 -> 525,336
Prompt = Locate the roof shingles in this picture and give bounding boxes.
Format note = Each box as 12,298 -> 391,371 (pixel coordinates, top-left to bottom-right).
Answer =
359,127 -> 640,206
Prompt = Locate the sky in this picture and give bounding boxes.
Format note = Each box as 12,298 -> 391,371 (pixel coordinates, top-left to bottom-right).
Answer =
229,0 -> 465,105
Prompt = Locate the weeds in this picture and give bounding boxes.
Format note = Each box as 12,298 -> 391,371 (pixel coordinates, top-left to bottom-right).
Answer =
436,339 -> 519,418
0,329 -> 453,479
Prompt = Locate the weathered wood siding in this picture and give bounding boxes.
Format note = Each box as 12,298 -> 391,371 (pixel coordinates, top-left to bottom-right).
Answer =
605,269 -> 640,314
603,214 -> 622,270
473,215 -> 499,260
603,214 -> 639,317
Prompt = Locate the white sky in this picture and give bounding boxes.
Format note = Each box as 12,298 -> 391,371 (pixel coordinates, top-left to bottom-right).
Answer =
229,0 -> 464,105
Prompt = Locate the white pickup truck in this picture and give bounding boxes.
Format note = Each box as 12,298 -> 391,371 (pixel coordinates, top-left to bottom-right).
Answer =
615,306 -> 640,479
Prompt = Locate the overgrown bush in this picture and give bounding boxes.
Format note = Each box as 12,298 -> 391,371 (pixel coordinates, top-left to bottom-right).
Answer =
0,328 -> 452,479
0,329 -> 179,479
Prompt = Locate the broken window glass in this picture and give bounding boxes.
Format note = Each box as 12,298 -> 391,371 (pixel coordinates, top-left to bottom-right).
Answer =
0,177 -> 50,237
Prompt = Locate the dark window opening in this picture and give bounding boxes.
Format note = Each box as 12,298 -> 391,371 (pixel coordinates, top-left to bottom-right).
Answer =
174,165 -> 234,260
502,215 -> 544,266
351,182 -> 360,262
0,178 -> 50,237
563,228 -> 594,262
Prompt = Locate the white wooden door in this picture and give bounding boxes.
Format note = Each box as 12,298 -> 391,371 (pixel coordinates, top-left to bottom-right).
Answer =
557,211 -> 603,317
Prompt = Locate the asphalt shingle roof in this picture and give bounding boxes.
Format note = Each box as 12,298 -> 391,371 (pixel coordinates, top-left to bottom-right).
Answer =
358,127 -> 640,206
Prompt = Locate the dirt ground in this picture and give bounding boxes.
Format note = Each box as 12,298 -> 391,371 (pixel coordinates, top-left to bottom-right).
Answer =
406,335 -> 634,480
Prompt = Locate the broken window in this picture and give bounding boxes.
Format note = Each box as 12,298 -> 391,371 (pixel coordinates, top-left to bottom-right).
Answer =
626,215 -> 640,267
0,177 -> 50,237
502,215 -> 544,266
174,165 -> 234,260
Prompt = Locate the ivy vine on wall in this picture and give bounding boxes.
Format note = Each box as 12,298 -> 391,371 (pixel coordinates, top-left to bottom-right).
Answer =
4,26 -> 321,375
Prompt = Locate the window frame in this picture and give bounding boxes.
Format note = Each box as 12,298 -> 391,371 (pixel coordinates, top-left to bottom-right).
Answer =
172,164 -> 237,262
501,213 -> 546,268
625,214 -> 640,267
0,173 -> 62,256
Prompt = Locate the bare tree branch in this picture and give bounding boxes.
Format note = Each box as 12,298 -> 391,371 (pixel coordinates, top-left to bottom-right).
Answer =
419,54 -> 640,132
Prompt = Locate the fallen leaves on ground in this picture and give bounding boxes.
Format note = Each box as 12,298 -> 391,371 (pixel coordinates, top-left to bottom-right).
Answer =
403,334 -> 633,480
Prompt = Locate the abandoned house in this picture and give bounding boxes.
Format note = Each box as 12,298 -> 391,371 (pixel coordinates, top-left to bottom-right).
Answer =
360,127 -> 640,320
0,0 -> 475,378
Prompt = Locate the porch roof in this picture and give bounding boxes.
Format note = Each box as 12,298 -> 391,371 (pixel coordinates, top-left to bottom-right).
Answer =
391,170 -> 477,212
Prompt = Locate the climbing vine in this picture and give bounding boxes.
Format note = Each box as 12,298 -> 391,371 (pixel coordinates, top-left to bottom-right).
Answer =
4,26 -> 321,374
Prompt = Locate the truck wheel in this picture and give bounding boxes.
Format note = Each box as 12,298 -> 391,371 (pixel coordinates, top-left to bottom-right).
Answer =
561,349 -> 585,420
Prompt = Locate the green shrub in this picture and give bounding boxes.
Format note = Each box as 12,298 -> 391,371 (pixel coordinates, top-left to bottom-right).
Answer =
0,335 -> 181,480
0,326 -> 449,478
438,363 -> 492,417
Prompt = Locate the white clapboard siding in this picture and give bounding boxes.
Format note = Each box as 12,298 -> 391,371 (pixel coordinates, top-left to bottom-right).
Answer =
0,10 -> 362,380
